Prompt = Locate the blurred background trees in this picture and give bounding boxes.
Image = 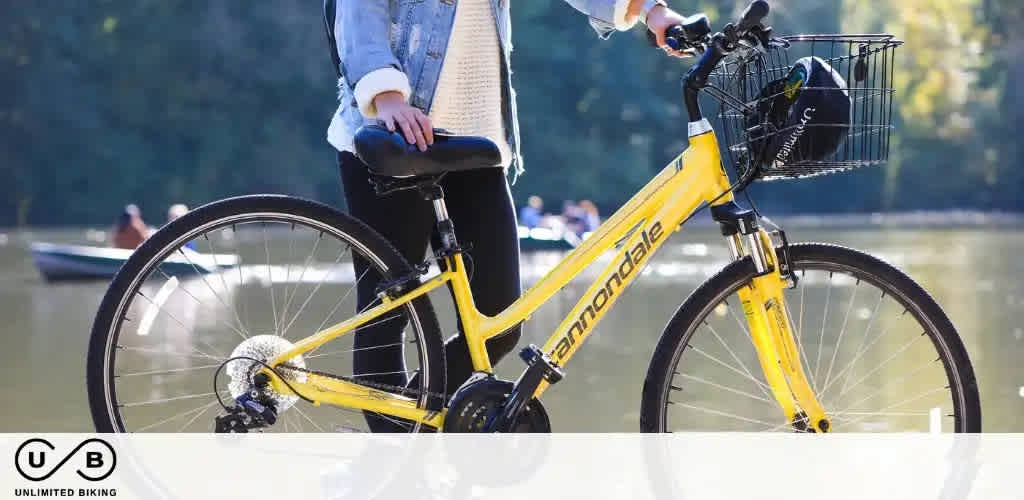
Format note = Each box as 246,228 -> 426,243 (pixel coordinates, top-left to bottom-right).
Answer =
0,0 -> 1019,226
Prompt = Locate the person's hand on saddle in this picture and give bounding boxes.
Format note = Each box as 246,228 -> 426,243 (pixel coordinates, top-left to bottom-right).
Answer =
373,91 -> 434,152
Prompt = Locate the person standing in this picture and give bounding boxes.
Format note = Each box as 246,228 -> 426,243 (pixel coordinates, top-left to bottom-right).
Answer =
327,0 -> 692,427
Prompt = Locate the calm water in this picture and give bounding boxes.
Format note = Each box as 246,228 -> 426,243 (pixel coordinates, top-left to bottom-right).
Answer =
0,221 -> 1021,432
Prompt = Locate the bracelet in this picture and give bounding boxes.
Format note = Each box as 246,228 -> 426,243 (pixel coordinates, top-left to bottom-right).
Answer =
641,0 -> 668,25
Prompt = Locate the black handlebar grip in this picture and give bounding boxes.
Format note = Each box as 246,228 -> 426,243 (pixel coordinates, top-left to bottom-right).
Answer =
737,0 -> 770,32
664,25 -> 686,51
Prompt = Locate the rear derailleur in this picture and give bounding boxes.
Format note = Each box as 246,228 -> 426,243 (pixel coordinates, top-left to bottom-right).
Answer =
214,373 -> 278,433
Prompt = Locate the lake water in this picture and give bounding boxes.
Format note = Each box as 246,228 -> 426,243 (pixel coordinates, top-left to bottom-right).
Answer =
0,217 -> 1021,432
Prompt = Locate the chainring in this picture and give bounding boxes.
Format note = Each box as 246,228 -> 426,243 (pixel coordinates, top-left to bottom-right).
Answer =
442,377 -> 550,433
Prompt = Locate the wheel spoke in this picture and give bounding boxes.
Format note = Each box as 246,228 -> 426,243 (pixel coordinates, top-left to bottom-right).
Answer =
687,346 -> 772,393
832,411 -> 930,418
177,400 -> 220,432
823,279 -> 860,391
280,245 -> 351,339
202,233 -> 250,339
263,223 -> 280,335
304,267 -> 372,356
675,372 -> 774,404
832,330 -> 924,400
119,345 -> 223,362
175,248 -> 249,340
134,292 -> 224,360
117,363 -> 221,378
702,319 -> 774,401
277,231 -> 325,333
134,399 -> 222,432
670,402 -> 781,429
814,272 -> 833,384
121,391 -> 227,408
820,309 -> 905,398
153,267 -> 248,343
835,387 -> 949,429
291,405 -> 326,432
278,224 -> 297,331
829,357 -> 938,411
833,290 -> 886,396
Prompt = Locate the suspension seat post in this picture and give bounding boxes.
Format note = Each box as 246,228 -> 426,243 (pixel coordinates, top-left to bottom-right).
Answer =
419,183 -> 458,252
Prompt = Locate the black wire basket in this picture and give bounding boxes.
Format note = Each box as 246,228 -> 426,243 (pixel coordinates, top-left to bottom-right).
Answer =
709,34 -> 903,181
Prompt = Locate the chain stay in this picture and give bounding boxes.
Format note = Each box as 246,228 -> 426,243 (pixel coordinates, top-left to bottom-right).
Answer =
274,363 -> 450,402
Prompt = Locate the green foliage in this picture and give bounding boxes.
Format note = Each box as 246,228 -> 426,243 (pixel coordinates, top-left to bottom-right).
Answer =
0,0 -> 1019,227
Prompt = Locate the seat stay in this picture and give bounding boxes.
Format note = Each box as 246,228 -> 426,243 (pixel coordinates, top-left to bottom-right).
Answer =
265,272 -> 451,367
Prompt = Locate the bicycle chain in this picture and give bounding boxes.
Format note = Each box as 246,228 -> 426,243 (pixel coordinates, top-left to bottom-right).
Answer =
273,363 -> 451,403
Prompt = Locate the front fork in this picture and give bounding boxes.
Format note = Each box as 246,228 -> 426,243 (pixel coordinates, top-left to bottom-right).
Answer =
716,203 -> 831,432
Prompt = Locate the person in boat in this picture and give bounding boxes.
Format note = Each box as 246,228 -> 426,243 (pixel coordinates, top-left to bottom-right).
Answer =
519,195 -> 544,229
328,0 -> 692,428
578,199 -> 601,233
562,200 -> 586,237
167,204 -> 197,250
110,204 -> 149,249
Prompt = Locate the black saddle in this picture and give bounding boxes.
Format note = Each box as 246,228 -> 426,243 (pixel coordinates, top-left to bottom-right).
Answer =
353,125 -> 502,178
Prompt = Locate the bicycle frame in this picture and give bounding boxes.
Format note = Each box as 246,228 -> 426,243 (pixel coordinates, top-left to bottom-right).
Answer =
263,123 -> 831,431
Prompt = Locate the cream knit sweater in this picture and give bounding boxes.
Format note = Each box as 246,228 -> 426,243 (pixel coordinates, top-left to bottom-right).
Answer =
429,0 -> 512,167
329,0 -> 511,167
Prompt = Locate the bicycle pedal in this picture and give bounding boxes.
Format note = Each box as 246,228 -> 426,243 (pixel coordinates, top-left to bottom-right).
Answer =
519,344 -> 565,384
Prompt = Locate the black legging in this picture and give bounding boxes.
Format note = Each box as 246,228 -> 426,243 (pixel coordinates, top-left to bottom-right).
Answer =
339,151 -> 522,403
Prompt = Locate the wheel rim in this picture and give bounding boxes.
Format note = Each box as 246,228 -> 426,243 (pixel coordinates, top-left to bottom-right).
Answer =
100,211 -> 432,432
661,258 -> 968,432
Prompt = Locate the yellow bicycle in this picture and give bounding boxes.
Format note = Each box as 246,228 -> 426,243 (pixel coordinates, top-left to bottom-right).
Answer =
88,1 -> 980,433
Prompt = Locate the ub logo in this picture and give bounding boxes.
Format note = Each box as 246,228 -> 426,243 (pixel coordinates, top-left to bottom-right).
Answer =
14,438 -> 116,482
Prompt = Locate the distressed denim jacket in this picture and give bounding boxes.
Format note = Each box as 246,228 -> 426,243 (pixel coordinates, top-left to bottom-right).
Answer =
326,0 -> 652,180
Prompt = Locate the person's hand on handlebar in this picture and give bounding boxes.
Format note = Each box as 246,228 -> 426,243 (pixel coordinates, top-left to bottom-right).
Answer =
645,5 -> 696,58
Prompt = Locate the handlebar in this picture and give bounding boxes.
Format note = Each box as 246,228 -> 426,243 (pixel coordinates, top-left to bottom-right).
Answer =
659,0 -> 771,122
736,0 -> 770,34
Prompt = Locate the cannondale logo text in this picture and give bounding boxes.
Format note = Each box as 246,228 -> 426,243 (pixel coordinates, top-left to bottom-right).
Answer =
13,438 -> 117,497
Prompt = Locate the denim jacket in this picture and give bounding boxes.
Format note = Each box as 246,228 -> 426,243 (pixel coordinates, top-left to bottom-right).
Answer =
326,0 -> 652,180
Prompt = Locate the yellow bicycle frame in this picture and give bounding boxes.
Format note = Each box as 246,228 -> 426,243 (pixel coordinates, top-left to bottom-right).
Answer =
263,125 -> 831,432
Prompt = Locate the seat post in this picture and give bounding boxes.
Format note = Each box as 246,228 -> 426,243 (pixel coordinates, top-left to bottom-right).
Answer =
419,183 -> 459,251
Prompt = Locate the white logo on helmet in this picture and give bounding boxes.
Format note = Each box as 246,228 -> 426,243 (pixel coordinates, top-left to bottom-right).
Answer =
773,106 -> 816,167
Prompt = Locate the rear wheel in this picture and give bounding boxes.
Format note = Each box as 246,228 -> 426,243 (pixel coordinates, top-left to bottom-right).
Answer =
87,195 -> 446,433
641,243 -> 980,432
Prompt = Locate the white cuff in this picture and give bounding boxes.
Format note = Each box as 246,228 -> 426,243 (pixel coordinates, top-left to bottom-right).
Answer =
614,0 -> 666,30
612,0 -> 638,30
353,67 -> 412,118
640,0 -> 667,25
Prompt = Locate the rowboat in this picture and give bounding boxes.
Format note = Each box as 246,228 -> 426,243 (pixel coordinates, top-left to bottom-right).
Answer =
30,242 -> 239,282
517,226 -> 582,252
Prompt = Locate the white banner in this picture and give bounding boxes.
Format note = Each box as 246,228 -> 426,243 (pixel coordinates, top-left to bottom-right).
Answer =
1,434 -> 1019,499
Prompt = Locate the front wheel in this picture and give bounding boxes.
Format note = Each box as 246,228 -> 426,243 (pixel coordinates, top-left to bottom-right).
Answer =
641,243 -> 981,432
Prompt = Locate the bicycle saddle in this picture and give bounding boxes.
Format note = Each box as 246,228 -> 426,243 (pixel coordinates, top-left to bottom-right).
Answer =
353,125 -> 502,178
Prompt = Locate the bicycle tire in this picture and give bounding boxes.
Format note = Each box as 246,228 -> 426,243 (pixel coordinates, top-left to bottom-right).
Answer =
87,194 -> 446,432
640,243 -> 981,432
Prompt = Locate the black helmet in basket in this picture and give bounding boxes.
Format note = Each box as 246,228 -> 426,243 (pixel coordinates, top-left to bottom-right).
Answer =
746,56 -> 852,170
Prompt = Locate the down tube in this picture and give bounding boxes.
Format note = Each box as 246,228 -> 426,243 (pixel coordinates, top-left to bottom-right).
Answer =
539,171 -> 713,369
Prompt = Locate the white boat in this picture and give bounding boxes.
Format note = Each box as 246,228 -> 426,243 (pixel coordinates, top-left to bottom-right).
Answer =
30,242 -> 239,282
